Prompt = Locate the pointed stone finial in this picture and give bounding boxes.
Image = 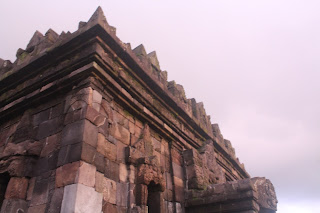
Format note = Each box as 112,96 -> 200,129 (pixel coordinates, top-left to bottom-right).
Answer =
110,26 -> 116,35
133,44 -> 152,69
45,29 -> 59,43
125,43 -> 131,50
87,6 -> 109,27
16,48 -> 25,58
78,21 -> 87,29
26,31 -> 44,51
0,59 -> 13,75
147,51 -> 160,70
0,58 -> 4,67
133,44 -> 147,57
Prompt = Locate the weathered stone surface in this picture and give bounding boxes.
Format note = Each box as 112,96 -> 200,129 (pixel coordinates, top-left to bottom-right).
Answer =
61,183 -> 103,213
77,161 -> 96,187
56,161 -> 96,188
36,117 -> 62,140
27,177 -> 36,201
28,204 -> 46,213
0,199 -> 28,213
116,182 -> 129,207
48,187 -> 64,213
56,161 -> 80,188
30,178 -> 49,206
105,159 -> 119,182
61,120 -> 85,146
5,177 -> 28,199
40,133 -> 60,157
102,202 -> 117,213
95,172 -> 117,204
111,123 -> 130,145
92,90 -> 102,111
97,133 -> 116,161
83,120 -> 98,148
252,177 -> 277,212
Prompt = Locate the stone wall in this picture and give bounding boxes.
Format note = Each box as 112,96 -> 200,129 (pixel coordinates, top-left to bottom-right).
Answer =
0,6 -> 277,213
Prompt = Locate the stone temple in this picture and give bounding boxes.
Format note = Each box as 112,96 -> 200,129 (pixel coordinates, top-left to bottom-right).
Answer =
0,7 -> 277,213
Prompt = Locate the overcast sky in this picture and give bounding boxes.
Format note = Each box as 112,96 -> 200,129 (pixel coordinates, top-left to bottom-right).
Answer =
1,1 -> 319,212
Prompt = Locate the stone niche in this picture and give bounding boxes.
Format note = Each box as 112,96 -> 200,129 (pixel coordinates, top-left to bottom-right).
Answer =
0,6 -> 277,213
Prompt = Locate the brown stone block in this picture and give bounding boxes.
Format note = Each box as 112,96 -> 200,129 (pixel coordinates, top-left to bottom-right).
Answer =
27,177 -> 36,201
162,141 -> 169,156
77,161 -> 96,187
117,141 -> 127,163
171,149 -> 183,166
36,116 -> 63,140
128,183 -> 136,209
174,185 -> 185,203
81,143 -> 96,164
86,106 -> 105,126
61,120 -> 84,146
28,204 -> 46,213
6,156 -> 34,177
186,164 -> 203,180
33,151 -> 59,176
11,126 -> 32,143
94,152 -> 106,173
119,163 -> 128,183
40,133 -> 61,157
134,125 -> 142,137
172,163 -> 184,179
173,176 -> 184,188
32,109 -> 50,126
116,182 -> 129,207
97,133 -> 117,161
164,189 -> 173,201
57,143 -> 82,166
105,159 -> 119,182
98,119 -> 110,137
83,119 -> 98,148
128,121 -> 135,134
183,149 -> 198,166
130,134 -> 138,146
48,187 -> 64,213
135,184 -> 148,206
92,90 -> 102,111
63,111 -> 74,126
0,199 -> 28,213
1,140 -> 41,159
55,161 -> 80,188
30,178 -> 49,206
128,165 -> 136,183
152,136 -> 161,149
5,177 -> 29,199
164,156 -> 171,172
165,172 -> 173,190
51,103 -> 63,119
96,172 -> 117,204
102,202 -> 117,213
111,123 -> 130,145
160,154 -> 166,168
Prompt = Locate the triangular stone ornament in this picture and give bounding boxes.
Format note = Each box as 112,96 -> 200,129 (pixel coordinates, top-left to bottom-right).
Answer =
87,6 -> 109,28
133,124 -> 154,156
26,31 -> 44,51
148,51 -> 160,70
45,29 -> 59,43
133,44 -> 147,57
